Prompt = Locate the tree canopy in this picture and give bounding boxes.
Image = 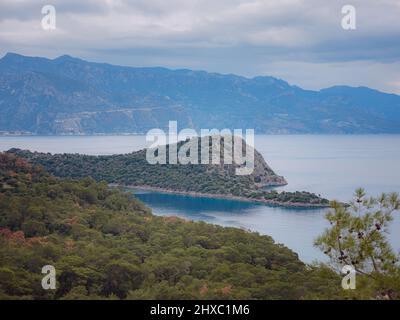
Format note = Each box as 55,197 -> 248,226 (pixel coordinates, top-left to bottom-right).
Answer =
0,152 -> 340,300
315,188 -> 400,299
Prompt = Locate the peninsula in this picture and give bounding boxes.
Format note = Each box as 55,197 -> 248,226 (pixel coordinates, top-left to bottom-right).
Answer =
7,136 -> 329,208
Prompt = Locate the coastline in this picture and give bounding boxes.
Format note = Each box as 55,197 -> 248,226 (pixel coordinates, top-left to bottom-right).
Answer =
112,184 -> 330,209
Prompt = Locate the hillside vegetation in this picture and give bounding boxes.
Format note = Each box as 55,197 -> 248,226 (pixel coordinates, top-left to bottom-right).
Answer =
0,152 -> 341,299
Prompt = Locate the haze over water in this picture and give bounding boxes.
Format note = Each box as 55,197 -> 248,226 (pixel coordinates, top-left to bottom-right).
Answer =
1,134 -> 399,262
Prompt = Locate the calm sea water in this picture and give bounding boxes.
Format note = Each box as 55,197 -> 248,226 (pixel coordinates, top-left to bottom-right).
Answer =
1,135 -> 399,262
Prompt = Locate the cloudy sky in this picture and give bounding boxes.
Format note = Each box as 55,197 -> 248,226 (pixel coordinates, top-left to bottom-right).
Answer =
1,0 -> 400,93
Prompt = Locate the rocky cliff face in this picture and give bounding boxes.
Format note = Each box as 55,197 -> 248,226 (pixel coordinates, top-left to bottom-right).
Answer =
252,148 -> 287,187
170,136 -> 287,188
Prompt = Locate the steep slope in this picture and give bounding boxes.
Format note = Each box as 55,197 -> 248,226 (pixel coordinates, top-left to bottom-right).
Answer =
1,52 -> 399,134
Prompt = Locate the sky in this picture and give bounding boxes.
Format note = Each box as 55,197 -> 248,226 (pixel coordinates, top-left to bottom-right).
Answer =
0,0 -> 400,94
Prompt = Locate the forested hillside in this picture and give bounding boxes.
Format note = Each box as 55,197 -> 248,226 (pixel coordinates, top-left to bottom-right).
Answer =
0,152 -> 341,299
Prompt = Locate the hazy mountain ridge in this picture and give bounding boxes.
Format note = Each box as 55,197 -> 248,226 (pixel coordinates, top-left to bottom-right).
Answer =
1,52 -> 400,134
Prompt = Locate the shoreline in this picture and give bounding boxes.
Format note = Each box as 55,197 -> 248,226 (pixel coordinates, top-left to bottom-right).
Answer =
112,184 -> 330,209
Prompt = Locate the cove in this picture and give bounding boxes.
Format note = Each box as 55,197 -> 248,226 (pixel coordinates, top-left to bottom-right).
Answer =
132,189 -> 329,262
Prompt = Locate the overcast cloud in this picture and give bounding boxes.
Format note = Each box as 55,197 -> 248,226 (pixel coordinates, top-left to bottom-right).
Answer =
0,0 -> 399,93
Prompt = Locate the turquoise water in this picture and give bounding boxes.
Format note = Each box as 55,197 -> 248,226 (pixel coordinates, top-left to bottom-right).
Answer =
1,135 -> 399,262
132,190 -> 330,262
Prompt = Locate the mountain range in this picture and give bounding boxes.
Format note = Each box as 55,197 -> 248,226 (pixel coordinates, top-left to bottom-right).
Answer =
0,52 -> 399,135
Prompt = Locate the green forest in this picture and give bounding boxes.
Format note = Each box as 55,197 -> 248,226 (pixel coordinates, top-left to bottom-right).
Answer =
0,152 -> 340,299
1,152 -> 399,299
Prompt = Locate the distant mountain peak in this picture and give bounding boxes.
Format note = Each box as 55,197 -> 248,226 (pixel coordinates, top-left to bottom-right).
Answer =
54,54 -> 84,63
320,85 -> 389,96
54,54 -> 77,60
55,54 -> 73,60
1,52 -> 25,61
0,52 -> 83,65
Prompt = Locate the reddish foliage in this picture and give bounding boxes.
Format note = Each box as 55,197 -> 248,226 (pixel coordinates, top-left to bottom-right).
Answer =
14,157 -> 32,170
199,284 -> 208,297
26,236 -> 48,246
65,239 -> 75,251
64,216 -> 79,226
1,227 -> 48,247
9,231 -> 25,244
0,153 -> 39,178
0,228 -> 26,245
221,285 -> 232,295
0,227 -> 12,238
163,216 -> 182,224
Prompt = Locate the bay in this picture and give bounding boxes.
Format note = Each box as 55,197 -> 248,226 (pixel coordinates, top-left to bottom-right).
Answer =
1,134 -> 399,262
